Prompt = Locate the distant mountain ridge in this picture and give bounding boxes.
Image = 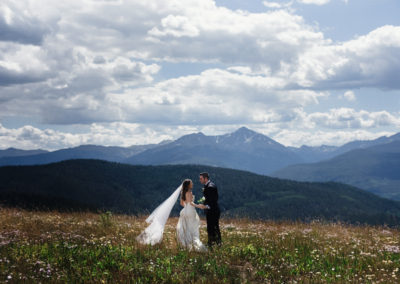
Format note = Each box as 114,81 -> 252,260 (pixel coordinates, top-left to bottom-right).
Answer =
273,140 -> 400,200
0,148 -> 48,158
1,127 -> 399,176
0,143 -> 166,166
124,127 -> 302,174
289,132 -> 400,163
1,159 -> 399,226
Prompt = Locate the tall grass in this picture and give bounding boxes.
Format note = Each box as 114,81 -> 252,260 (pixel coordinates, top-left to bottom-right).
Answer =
0,207 -> 399,283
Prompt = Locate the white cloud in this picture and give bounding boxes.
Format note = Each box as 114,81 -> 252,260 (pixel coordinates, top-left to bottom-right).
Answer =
1,0 -> 399,92
306,108 -> 400,129
144,6 -> 326,71
297,0 -> 330,5
293,25 -> 400,89
3,0 -> 398,93
0,0 -> 327,118
273,129 -> 394,147
148,15 -> 200,38
0,66 -> 325,125
0,42 -> 51,85
0,122 -> 254,150
1,120 -> 397,151
0,122 -> 175,150
226,66 -> 253,75
0,123 -> 81,150
0,1 -> 53,45
263,1 -> 284,8
263,1 -> 293,9
342,90 -> 356,101
0,0 -> 399,150
101,68 -> 325,126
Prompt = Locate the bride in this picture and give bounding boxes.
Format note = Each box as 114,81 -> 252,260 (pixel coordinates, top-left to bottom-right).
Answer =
176,179 -> 207,251
136,179 -> 207,252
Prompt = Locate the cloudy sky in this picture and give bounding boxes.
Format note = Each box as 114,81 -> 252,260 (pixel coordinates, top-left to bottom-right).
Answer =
1,0 -> 400,150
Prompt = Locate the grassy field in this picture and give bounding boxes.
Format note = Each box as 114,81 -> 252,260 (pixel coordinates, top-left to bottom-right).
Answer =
0,208 -> 399,283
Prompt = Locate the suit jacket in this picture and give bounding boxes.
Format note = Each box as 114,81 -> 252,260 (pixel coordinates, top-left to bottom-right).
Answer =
203,180 -> 219,211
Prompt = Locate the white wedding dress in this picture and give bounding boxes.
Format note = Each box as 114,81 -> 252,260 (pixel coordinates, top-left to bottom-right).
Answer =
136,185 -> 206,252
176,201 -> 207,252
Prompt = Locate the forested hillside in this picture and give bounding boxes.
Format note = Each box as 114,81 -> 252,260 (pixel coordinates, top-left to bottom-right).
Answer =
1,159 -> 399,225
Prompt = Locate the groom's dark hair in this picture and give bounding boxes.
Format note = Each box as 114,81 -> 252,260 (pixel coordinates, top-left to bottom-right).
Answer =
200,172 -> 209,179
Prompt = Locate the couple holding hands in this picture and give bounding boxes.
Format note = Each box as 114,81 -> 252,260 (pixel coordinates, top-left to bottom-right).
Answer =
137,172 -> 221,251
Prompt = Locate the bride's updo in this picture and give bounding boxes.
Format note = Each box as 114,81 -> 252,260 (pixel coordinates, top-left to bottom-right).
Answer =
181,179 -> 192,201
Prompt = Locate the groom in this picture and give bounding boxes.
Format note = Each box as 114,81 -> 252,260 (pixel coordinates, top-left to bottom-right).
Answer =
199,172 -> 221,247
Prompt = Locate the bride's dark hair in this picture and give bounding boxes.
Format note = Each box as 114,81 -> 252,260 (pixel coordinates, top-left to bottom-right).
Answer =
181,179 -> 192,201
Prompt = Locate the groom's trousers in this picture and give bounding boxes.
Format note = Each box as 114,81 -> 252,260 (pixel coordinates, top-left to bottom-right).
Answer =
206,208 -> 221,246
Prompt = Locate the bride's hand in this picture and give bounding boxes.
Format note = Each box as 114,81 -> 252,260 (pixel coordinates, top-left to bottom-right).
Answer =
190,202 -> 202,209
197,204 -> 206,209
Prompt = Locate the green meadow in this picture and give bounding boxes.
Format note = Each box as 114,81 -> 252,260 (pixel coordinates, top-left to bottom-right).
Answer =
0,208 -> 399,283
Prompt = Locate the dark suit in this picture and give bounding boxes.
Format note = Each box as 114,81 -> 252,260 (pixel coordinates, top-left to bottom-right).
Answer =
203,180 -> 221,246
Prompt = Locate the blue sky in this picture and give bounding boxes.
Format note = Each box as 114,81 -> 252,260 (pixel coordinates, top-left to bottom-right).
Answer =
0,0 -> 399,150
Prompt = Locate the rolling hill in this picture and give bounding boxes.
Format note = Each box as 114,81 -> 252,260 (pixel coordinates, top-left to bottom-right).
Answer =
273,140 -> 400,200
0,159 -> 399,225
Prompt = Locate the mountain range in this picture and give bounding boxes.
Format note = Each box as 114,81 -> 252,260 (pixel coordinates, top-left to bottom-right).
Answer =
1,127 -> 399,172
0,127 -> 302,173
0,143 -> 164,166
125,127 -> 301,174
1,127 -> 399,200
1,159 -> 399,225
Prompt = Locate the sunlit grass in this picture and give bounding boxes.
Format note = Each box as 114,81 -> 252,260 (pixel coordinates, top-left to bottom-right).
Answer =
0,207 -> 399,283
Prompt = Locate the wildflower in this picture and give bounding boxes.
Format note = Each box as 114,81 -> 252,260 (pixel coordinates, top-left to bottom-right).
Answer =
366,274 -> 375,279
383,245 -> 400,253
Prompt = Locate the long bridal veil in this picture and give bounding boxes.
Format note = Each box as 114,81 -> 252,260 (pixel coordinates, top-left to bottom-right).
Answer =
136,185 -> 182,245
